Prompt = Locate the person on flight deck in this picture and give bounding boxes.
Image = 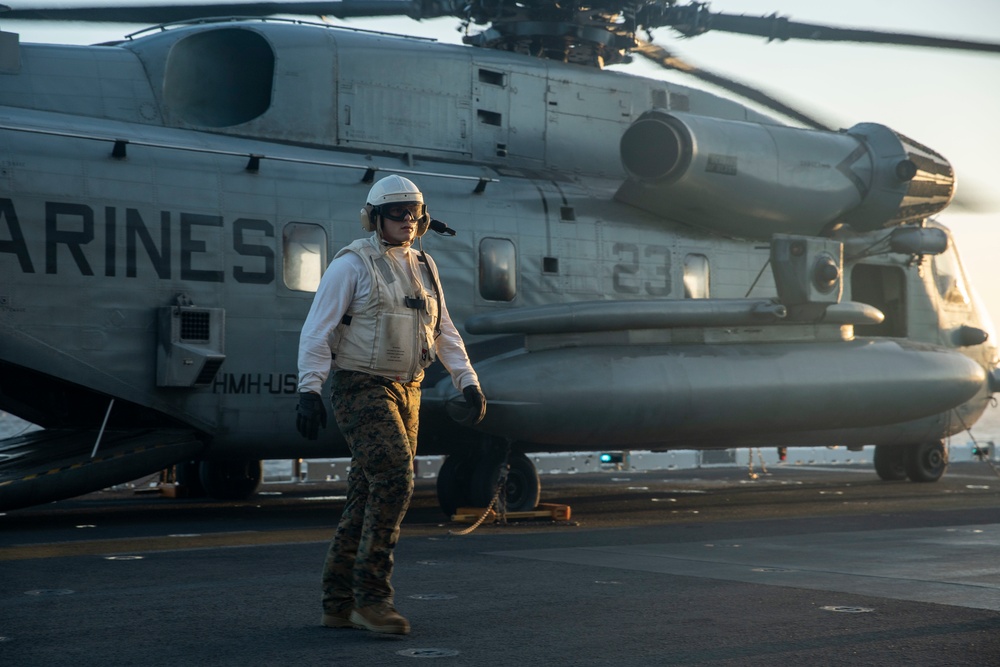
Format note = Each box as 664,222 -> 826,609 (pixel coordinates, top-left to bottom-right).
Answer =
295,174 -> 487,636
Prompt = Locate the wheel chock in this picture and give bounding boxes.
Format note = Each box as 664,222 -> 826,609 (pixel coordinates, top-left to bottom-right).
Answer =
450,503 -> 571,523
134,483 -> 191,498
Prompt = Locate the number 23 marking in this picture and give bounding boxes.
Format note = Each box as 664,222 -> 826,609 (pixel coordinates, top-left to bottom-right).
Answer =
612,243 -> 671,296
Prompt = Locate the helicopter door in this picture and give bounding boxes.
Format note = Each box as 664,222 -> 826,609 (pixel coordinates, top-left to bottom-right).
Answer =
851,263 -> 907,337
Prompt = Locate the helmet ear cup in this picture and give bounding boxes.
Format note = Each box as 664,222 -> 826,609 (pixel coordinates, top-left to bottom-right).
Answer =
360,205 -> 375,232
415,212 -> 430,237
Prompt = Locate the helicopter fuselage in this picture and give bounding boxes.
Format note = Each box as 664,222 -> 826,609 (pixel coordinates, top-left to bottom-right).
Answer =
0,20 -> 995,509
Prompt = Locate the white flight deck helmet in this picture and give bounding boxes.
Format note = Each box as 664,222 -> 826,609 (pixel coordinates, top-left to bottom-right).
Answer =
359,174 -> 430,238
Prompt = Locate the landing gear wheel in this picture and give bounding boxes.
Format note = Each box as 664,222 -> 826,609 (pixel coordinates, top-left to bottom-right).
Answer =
469,451 -> 540,513
198,460 -> 263,500
436,449 -> 476,517
503,452 -> 542,512
174,460 -> 207,496
904,441 -> 947,482
873,445 -> 907,481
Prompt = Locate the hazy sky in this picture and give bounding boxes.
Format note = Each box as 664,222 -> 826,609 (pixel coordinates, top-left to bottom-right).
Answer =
6,0 -> 1000,321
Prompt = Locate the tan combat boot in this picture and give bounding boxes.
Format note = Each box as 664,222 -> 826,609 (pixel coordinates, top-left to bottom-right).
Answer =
321,607 -> 355,629
349,603 -> 411,635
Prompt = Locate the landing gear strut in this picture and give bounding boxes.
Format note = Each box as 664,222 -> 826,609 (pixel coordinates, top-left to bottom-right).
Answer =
873,441 -> 947,483
436,440 -> 541,516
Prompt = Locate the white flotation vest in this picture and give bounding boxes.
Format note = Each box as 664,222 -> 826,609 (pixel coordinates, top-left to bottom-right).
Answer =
331,236 -> 442,383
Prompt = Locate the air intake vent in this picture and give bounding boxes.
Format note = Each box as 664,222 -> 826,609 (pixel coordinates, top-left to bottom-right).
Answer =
180,311 -> 211,342
157,306 -> 226,387
195,357 -> 226,385
163,28 -> 274,127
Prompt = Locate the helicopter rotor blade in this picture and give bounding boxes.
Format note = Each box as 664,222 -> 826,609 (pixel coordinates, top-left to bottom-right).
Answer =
656,7 -> 1000,55
633,40 -> 834,131
0,1 -> 462,23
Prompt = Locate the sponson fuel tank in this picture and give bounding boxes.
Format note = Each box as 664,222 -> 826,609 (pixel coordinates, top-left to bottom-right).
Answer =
616,110 -> 955,240
440,339 -> 984,448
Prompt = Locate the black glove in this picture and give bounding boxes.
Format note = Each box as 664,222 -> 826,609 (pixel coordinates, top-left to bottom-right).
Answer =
460,385 -> 487,426
296,391 -> 327,440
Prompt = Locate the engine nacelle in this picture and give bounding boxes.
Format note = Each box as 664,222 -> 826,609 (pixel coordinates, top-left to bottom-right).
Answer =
616,110 -> 954,240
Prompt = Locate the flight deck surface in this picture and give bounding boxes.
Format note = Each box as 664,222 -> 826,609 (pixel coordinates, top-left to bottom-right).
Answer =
2,461 -> 999,666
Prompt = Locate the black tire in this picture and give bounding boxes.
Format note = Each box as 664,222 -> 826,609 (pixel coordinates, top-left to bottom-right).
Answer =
469,451 -> 540,513
198,460 -> 263,500
904,441 -> 947,483
174,460 -> 207,497
503,452 -> 542,512
873,445 -> 907,481
436,450 -> 476,516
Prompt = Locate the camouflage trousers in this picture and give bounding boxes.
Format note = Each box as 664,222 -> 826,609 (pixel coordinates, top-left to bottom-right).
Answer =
322,371 -> 420,612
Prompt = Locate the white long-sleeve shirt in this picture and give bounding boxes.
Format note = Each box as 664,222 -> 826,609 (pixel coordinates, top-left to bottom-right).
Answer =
297,240 -> 479,394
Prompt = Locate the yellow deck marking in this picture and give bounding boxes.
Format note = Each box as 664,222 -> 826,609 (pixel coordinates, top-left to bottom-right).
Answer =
0,527 -> 332,561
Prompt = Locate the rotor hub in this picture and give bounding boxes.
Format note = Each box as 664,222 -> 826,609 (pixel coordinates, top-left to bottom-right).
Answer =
461,1 -> 653,67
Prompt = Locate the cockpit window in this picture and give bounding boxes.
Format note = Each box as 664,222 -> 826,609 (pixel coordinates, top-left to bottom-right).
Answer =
851,264 -> 907,337
931,239 -> 971,310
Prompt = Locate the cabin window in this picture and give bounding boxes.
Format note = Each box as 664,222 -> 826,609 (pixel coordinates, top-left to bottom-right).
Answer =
683,253 -> 710,298
479,238 -> 517,302
851,264 -> 907,337
282,223 -> 326,292
164,28 -> 275,127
